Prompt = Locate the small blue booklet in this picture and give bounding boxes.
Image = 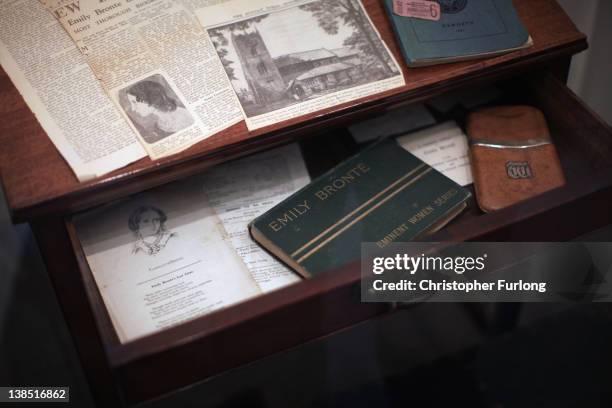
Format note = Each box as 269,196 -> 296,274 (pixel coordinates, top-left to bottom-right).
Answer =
384,0 -> 531,67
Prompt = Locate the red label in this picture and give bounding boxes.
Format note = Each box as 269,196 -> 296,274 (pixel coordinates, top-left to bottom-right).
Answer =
393,0 -> 441,21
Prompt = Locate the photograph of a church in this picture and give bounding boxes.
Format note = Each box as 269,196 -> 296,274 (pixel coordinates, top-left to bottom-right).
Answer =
208,0 -> 401,117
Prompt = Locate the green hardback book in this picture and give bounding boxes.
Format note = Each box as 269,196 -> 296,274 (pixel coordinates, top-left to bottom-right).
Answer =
249,139 -> 471,278
383,0 -> 531,67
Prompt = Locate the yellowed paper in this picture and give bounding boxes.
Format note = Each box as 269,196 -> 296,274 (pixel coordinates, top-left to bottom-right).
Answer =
194,0 -> 406,130
73,143 -> 311,341
74,177 -> 261,343
44,0 -> 244,159
203,144 -> 309,292
0,0 -> 146,181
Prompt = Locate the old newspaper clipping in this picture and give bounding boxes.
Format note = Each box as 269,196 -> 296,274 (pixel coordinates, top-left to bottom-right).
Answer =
43,0 -> 244,159
196,0 -> 405,129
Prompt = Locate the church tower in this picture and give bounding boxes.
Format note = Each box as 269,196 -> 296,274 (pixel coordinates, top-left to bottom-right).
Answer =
231,28 -> 286,105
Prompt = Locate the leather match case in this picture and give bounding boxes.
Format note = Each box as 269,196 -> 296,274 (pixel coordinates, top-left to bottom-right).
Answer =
466,105 -> 566,212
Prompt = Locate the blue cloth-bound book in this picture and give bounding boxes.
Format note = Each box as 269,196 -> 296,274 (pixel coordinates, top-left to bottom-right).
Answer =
249,140 -> 470,277
384,0 -> 531,67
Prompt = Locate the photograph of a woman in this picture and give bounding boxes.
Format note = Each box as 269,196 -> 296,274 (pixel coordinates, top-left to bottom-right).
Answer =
128,205 -> 177,256
118,74 -> 194,144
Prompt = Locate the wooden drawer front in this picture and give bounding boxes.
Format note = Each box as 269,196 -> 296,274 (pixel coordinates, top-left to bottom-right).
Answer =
64,216 -> 391,404
116,275 -> 389,404
63,72 -> 612,406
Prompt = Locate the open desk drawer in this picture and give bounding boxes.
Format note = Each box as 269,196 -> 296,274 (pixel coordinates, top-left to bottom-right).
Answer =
65,73 -> 612,405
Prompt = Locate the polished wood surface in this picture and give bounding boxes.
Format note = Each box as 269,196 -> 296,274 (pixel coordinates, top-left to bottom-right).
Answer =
2,1 -> 608,404
62,72 -> 612,405
0,0 -> 586,222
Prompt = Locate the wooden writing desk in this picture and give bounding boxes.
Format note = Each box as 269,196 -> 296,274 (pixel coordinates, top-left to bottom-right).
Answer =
1,0 -> 611,405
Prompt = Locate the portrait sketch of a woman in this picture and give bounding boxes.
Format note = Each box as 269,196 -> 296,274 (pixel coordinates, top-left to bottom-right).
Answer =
128,205 -> 177,256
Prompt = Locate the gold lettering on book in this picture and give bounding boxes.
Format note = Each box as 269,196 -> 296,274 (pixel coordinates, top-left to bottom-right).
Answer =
268,200 -> 311,232
376,188 -> 458,248
434,188 -> 457,206
408,205 -> 434,224
295,167 -> 433,264
376,223 -> 410,248
315,163 -> 371,201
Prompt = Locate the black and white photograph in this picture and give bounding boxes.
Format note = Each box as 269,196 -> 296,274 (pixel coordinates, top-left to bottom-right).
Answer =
117,74 -> 195,144
208,0 -> 402,118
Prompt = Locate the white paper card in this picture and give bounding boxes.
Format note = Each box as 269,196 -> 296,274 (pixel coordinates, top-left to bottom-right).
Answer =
397,121 -> 473,186
203,144 -> 310,292
74,178 -> 261,343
